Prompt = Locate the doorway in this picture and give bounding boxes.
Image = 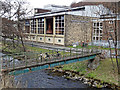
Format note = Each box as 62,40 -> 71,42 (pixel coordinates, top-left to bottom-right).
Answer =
46,17 -> 53,34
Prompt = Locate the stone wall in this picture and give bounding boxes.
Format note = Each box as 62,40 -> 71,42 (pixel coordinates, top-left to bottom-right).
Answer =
102,20 -> 120,42
64,15 -> 92,46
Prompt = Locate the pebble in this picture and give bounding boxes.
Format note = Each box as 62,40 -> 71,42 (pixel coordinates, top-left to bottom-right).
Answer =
53,68 -> 118,89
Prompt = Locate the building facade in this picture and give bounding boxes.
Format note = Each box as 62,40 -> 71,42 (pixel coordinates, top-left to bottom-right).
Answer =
24,4 -> 120,46
24,14 -> 92,46
92,15 -> 120,42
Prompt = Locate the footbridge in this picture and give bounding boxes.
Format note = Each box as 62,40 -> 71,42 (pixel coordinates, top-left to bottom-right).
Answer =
1,48 -> 101,75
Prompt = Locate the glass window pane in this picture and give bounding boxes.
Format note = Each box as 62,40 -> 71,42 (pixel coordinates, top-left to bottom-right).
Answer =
55,15 -> 64,35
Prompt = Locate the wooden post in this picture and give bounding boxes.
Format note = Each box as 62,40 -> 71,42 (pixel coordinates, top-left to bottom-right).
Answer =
41,51 -> 43,62
76,47 -> 77,58
82,47 -> 83,56
8,55 -> 10,68
63,49 -> 64,60
70,48 -> 71,58
49,49 -> 50,60
36,51 -> 38,64
12,54 -> 15,70
25,52 -> 27,67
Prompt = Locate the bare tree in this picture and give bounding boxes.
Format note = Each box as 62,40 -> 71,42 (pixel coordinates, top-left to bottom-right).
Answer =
70,1 -> 120,74
97,2 -> 120,74
1,0 -> 32,52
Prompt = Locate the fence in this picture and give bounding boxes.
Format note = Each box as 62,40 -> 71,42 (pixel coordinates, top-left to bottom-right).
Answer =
1,47 -> 99,71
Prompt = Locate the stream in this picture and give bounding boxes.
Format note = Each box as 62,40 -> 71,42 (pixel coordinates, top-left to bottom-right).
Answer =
14,69 -> 89,88
0,52 -> 112,89
0,52 -> 89,88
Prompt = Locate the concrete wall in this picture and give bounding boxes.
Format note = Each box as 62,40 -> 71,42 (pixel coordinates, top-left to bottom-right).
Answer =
37,35 -> 44,42
64,14 -> 92,46
54,37 -> 64,45
25,34 -> 65,45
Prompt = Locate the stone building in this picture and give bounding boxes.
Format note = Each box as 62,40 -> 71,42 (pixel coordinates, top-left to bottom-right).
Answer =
92,14 -> 120,42
71,1 -> 120,48
24,6 -> 93,46
24,3 -> 120,47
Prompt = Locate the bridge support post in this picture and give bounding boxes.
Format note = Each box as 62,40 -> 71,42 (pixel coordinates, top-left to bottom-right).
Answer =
29,68 -> 32,72
48,64 -> 51,69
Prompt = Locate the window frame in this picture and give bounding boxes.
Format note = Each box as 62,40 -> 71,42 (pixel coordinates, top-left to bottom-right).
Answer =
38,18 -> 44,34
31,19 -> 37,34
55,15 -> 64,35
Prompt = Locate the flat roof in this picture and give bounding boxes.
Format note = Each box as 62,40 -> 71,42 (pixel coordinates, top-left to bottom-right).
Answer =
33,6 -> 85,18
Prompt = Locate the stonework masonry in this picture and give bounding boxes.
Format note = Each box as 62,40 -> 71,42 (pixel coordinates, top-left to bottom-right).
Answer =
102,20 -> 120,42
64,14 -> 92,46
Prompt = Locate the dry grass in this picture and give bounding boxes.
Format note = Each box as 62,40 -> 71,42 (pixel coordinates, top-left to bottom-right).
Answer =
0,74 -> 27,88
62,58 -> 119,85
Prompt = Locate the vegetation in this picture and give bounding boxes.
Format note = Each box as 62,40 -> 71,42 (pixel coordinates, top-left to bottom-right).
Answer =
62,58 -> 119,85
1,0 -> 32,52
68,45 -> 119,50
1,41 -> 71,56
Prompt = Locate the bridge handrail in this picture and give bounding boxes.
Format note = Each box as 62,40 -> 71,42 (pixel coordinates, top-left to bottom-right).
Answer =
1,48 -> 100,72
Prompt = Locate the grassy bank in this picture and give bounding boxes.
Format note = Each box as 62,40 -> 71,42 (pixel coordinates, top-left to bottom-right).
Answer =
68,45 -> 119,50
1,42 -> 49,53
62,58 -> 119,86
1,42 -> 70,56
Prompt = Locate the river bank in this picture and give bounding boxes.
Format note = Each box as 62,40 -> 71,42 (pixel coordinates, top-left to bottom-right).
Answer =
1,69 -> 90,88
1,42 -> 119,89
0,53 -> 119,89
50,58 -> 119,89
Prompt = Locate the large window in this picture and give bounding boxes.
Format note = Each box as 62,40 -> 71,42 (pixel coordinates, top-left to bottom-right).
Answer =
38,18 -> 44,34
93,22 -> 103,41
25,20 -> 30,33
55,15 -> 64,35
31,19 -> 36,33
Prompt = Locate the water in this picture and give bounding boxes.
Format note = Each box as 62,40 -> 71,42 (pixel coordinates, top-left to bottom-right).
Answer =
0,52 -> 88,88
14,69 -> 88,88
0,52 -> 112,89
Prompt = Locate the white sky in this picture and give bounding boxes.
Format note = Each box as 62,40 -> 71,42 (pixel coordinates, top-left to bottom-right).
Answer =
27,0 -> 83,8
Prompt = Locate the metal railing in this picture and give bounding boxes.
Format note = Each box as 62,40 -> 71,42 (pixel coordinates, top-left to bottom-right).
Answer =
1,47 -> 100,71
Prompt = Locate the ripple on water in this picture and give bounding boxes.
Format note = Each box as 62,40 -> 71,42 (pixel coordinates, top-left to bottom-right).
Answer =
14,69 -> 88,88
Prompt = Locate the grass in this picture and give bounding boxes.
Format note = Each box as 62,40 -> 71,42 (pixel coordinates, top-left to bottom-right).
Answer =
88,58 -> 119,85
1,42 -> 53,54
68,45 -> 118,50
26,45 -> 50,53
62,60 -> 88,74
62,58 -> 119,85
2,42 -> 24,53
1,42 -> 71,56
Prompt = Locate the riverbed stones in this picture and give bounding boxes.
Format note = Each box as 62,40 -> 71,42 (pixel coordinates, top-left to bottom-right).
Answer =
52,66 -> 119,89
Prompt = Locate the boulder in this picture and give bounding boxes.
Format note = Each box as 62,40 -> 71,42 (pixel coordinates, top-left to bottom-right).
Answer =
87,55 -> 100,70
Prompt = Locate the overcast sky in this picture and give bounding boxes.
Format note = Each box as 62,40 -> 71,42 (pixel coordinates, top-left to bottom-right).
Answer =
27,0 -> 120,9
27,0 -> 82,8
